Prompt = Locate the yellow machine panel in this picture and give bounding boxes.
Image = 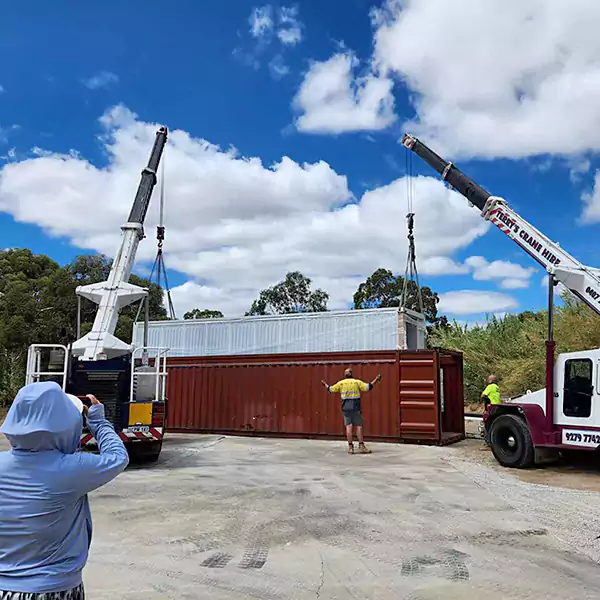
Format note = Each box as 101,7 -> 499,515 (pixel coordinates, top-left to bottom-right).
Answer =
128,402 -> 153,426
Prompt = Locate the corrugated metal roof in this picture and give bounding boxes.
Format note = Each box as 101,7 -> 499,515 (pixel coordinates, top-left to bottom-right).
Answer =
132,308 -> 426,357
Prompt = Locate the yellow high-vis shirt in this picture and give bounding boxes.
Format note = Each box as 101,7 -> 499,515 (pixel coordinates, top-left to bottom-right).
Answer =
483,383 -> 501,404
328,378 -> 373,412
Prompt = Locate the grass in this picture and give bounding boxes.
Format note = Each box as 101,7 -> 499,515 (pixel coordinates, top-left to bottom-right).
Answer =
431,293 -> 600,405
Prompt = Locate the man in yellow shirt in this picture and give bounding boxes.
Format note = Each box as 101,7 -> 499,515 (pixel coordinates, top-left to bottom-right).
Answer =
481,375 -> 501,409
322,368 -> 382,454
481,375 -> 500,446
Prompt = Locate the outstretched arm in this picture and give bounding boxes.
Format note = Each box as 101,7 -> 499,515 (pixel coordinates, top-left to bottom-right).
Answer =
359,374 -> 382,392
370,374 -> 382,387
322,380 -> 342,393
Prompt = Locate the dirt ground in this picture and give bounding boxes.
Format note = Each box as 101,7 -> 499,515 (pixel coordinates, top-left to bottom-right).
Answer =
465,402 -> 485,414
462,416 -> 600,493
456,437 -> 600,493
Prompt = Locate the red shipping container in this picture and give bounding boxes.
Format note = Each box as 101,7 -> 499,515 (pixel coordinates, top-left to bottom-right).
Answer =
165,349 -> 465,445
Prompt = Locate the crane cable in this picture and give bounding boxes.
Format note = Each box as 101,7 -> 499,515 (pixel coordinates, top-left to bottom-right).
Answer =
134,151 -> 177,325
400,151 -> 424,314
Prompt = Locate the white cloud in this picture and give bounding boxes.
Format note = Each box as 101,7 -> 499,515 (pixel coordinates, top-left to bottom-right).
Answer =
464,255 -> 535,289
500,278 -> 530,290
83,71 -> 119,90
268,55 -> 290,80
420,256 -> 468,276
242,5 -> 303,74
372,0 -> 600,159
581,170 -> 600,223
298,1 -> 600,160
0,148 -> 17,162
0,106 -> 489,316
277,6 -> 302,46
438,290 -> 518,316
294,53 -> 396,134
247,5 -> 302,45
249,5 -> 273,38
568,156 -> 591,183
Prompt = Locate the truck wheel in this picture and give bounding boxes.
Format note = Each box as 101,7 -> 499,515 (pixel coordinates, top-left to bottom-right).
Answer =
146,440 -> 163,463
489,414 -> 534,468
128,441 -> 162,464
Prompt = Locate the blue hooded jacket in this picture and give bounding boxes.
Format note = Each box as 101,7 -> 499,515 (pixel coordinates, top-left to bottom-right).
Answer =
0,381 -> 129,594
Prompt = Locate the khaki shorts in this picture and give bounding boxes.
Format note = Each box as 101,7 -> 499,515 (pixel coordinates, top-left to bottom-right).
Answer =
343,411 -> 364,427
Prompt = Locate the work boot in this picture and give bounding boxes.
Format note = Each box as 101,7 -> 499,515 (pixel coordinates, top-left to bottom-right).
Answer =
347,443 -> 355,454
358,443 -> 371,454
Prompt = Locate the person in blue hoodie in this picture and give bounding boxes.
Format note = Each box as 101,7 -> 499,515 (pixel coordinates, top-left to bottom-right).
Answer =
0,381 -> 130,599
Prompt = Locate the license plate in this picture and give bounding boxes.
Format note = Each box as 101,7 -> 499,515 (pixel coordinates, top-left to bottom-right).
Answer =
129,426 -> 150,433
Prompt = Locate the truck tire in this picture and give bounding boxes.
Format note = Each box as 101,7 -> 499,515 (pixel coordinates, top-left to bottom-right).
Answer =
146,440 -> 163,463
489,414 -> 534,468
128,441 -> 162,464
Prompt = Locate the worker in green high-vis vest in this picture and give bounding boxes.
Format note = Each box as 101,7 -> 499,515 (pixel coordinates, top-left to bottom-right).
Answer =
481,375 -> 500,447
481,375 -> 501,408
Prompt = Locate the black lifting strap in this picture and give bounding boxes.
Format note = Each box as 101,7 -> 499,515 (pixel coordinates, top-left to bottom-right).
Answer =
400,152 -> 424,314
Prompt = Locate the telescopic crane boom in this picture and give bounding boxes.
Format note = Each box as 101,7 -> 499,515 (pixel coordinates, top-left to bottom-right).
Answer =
401,133 -> 600,317
71,126 -> 168,361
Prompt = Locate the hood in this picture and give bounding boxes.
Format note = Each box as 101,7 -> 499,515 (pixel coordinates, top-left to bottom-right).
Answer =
0,381 -> 83,453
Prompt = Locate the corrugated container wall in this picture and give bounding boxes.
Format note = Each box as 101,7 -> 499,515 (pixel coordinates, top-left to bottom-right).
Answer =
164,349 -> 465,445
133,308 -> 426,357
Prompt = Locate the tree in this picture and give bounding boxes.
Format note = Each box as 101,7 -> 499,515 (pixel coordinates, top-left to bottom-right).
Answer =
0,249 -> 68,404
0,249 -> 169,405
184,309 -> 224,320
0,249 -> 67,350
353,268 -> 447,329
247,271 -> 329,316
0,251 -> 169,349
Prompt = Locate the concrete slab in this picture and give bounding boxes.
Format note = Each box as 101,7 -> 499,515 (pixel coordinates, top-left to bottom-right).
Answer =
3,433 -> 600,598
87,436 -> 600,598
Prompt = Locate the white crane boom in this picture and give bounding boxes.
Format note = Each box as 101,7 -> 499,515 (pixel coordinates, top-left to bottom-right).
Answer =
71,126 -> 168,361
401,134 -> 600,317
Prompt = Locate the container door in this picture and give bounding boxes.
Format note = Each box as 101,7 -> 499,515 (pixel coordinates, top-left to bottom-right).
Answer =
398,351 -> 440,441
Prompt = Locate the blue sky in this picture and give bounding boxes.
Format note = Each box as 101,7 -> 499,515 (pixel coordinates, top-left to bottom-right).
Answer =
1,0 -> 600,320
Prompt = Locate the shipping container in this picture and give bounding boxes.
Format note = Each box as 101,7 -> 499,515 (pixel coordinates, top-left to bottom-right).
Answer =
164,349 -> 465,445
132,308 -> 427,358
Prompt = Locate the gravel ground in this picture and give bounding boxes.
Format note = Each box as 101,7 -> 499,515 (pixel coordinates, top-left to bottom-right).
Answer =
447,440 -> 600,564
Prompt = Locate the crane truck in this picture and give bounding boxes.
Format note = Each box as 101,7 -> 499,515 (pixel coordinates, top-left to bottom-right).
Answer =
402,133 -> 600,468
25,126 -> 170,462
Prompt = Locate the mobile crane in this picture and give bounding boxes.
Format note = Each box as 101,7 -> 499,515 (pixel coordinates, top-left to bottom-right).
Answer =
25,126 -> 170,462
402,133 -> 600,468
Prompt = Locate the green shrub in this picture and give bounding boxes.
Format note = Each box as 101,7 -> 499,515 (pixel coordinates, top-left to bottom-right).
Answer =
431,295 -> 600,405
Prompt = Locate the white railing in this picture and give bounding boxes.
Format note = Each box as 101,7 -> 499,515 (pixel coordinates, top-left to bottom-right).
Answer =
25,344 -> 69,390
129,346 -> 169,403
